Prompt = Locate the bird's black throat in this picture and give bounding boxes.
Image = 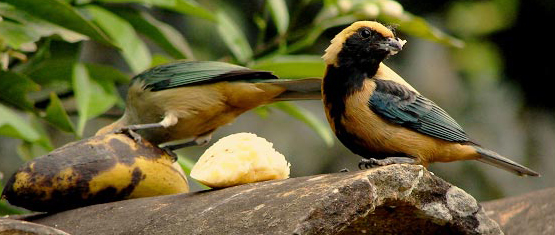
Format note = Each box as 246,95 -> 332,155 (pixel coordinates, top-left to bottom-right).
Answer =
322,62 -> 380,121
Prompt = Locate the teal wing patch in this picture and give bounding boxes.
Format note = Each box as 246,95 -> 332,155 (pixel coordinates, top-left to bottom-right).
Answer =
133,61 -> 277,91
369,79 -> 470,143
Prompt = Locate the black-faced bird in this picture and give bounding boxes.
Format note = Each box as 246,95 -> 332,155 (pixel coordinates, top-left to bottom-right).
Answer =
97,61 -> 321,151
321,21 -> 539,176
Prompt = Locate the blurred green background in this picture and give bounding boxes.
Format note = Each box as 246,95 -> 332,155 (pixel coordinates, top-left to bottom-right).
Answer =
1,0 -> 554,215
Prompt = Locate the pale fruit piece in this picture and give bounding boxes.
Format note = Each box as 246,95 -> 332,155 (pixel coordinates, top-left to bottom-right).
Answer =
190,133 -> 290,188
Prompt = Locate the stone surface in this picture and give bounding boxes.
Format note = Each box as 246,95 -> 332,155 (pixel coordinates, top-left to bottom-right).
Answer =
0,218 -> 69,235
21,164 -> 501,234
482,187 -> 555,235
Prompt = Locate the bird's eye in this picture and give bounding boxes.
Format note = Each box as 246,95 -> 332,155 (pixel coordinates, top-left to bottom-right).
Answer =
360,29 -> 371,38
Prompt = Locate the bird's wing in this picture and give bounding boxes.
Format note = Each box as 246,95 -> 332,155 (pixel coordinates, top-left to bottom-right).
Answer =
134,61 -> 276,91
369,79 -> 470,142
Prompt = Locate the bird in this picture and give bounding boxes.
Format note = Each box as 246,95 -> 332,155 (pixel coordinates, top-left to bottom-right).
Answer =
321,21 -> 539,176
96,60 -> 322,151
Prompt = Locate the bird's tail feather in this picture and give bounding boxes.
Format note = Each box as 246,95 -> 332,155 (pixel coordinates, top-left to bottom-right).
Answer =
473,146 -> 540,177
259,78 -> 322,100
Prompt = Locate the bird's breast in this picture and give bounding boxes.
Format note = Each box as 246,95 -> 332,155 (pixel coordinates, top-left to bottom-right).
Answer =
340,80 -> 393,151
325,78 -> 426,158
323,77 -> 393,156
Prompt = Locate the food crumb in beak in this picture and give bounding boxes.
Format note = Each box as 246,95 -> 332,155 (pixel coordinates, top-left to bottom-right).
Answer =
389,38 -> 407,55
398,38 -> 407,48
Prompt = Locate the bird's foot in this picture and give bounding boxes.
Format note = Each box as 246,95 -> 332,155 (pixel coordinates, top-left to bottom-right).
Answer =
114,127 -> 143,143
358,157 -> 416,170
160,135 -> 212,162
163,135 -> 212,152
111,123 -> 166,143
160,146 -> 179,162
339,168 -> 350,173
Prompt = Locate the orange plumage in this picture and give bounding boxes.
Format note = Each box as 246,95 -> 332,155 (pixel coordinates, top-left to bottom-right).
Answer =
97,61 -> 321,149
322,21 -> 538,176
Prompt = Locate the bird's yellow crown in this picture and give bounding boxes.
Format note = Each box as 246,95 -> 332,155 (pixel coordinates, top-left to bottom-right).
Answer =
322,21 -> 395,66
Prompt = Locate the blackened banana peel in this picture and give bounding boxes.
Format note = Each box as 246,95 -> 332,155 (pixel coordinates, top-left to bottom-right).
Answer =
1,133 -> 189,212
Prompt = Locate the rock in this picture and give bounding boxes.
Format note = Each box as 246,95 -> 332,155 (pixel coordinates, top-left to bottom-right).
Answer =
22,164 -> 501,234
482,187 -> 555,235
0,218 -> 69,235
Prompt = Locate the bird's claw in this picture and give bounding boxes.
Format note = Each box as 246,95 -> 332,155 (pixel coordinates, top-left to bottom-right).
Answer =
160,136 -> 211,161
114,127 -> 143,143
358,157 -> 416,170
358,158 -> 381,169
161,146 -> 178,162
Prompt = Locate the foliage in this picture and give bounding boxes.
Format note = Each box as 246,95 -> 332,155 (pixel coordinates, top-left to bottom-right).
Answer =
0,0 -> 462,215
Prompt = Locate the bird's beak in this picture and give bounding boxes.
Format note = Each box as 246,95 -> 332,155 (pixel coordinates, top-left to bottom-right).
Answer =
378,37 -> 405,55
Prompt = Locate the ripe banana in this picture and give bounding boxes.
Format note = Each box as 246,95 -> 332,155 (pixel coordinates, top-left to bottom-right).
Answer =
191,132 -> 290,188
1,133 -> 188,212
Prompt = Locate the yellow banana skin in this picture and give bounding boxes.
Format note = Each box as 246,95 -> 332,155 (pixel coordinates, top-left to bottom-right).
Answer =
1,133 -> 188,212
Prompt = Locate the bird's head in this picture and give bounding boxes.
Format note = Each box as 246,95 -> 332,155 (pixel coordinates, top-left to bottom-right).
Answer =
322,21 -> 406,68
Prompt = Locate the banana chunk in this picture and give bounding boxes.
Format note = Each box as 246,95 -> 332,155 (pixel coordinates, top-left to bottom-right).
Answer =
191,133 -> 290,188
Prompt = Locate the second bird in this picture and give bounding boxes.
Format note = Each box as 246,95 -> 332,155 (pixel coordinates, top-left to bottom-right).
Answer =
97,61 -> 321,150
321,21 -> 539,176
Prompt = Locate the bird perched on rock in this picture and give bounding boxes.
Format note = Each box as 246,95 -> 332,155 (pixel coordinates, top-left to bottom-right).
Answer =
97,61 -> 321,151
321,21 -> 539,176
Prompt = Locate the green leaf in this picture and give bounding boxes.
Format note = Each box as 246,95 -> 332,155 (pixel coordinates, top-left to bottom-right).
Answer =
0,104 -> 40,142
16,116 -> 53,160
0,173 -> 27,215
43,92 -> 75,133
2,0 -> 114,46
85,5 -> 151,74
19,41 -> 81,85
16,141 -> 36,161
216,10 -> 253,64
85,63 -> 130,84
0,3 -> 88,44
452,41 -> 502,79
285,15 -> 358,55
25,60 -> 73,86
73,63 -> 91,136
23,59 -> 74,105
150,54 -> 173,67
177,156 -> 196,175
323,0 -> 338,8
23,57 -> 76,104
271,102 -> 334,146
252,55 -> 325,79
379,12 -> 464,48
18,40 -> 80,74
0,71 -> 40,110
95,0 -> 215,21
72,63 -> 118,137
0,201 -> 26,216
86,72 -> 119,119
0,21 -> 40,50
11,39 -> 52,74
114,8 -> 194,59
85,62 -> 126,107
253,106 -> 270,118
446,1 -> 515,37
268,0 -> 290,35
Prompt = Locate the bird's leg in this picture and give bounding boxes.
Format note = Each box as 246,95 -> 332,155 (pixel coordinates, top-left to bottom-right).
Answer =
114,113 -> 178,143
161,134 -> 213,162
358,157 -> 416,170
115,123 -> 164,142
